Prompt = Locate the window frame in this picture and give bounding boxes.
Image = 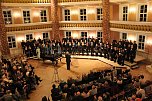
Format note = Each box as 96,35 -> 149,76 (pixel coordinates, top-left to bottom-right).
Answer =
7,35 -> 17,49
119,4 -> 129,21
138,4 -> 148,22
79,8 -> 87,21
22,9 -> 31,24
25,33 -> 34,41
137,34 -> 146,51
96,8 -> 103,21
42,32 -> 50,40
64,9 -> 71,21
81,31 -> 87,38
2,9 -> 13,25
121,32 -> 128,40
40,9 -> 48,22
97,31 -> 103,41
122,6 -> 128,21
64,31 -> 72,38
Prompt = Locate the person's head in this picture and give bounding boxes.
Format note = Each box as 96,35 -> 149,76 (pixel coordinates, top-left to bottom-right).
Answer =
98,96 -> 103,101
140,75 -> 144,79
130,94 -> 136,100
136,93 -> 142,99
52,84 -> 56,89
66,52 -> 69,55
42,96 -> 47,101
76,91 -> 81,95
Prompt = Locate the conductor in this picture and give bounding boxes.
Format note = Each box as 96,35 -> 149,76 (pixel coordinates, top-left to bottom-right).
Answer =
66,52 -> 71,70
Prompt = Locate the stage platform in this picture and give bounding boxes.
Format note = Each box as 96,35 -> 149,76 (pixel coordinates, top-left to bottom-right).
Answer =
70,54 -> 146,69
70,55 -> 130,69
124,55 -> 146,67
146,65 -> 152,74
31,53 -> 146,69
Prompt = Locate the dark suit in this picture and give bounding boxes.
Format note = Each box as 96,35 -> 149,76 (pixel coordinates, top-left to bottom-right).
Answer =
66,53 -> 71,70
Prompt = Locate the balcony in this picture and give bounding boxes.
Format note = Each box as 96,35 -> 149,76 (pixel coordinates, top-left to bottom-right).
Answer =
1,0 -> 129,3
1,0 -> 51,3
5,22 -> 52,32
110,21 -> 152,33
5,21 -> 152,33
59,21 -> 102,30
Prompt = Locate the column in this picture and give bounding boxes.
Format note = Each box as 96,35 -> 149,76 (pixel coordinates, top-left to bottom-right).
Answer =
51,0 -> 60,41
102,0 -> 110,43
0,3 -> 10,57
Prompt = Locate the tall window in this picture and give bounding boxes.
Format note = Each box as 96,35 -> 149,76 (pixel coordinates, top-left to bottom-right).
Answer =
97,8 -> 103,20
7,36 -> 16,48
138,35 -> 145,50
3,10 -> 12,24
80,9 -> 86,21
65,31 -> 71,38
122,33 -> 127,40
122,6 -> 128,21
43,32 -> 49,40
139,5 -> 147,22
97,32 -> 102,41
26,34 -> 33,41
64,9 -> 70,21
23,10 -> 31,23
81,32 -> 87,38
40,10 -> 47,22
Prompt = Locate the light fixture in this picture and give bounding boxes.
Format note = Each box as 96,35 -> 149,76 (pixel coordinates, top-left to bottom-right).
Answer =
13,12 -> 21,18
129,7 -> 136,13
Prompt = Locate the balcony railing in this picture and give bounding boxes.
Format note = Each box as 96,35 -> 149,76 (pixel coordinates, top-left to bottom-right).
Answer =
5,21 -> 152,32
58,0 -> 101,3
110,21 -> 152,32
1,0 -> 51,3
1,0 -> 128,3
5,23 -> 52,32
60,21 -> 102,28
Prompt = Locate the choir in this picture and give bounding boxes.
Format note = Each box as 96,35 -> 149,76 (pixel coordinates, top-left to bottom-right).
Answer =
21,37 -> 137,66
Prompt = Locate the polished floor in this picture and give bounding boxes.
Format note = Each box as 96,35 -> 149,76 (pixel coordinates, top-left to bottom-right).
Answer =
27,58 -> 152,101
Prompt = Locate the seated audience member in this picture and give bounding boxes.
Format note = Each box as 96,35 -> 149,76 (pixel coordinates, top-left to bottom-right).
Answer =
135,93 -> 142,101
42,96 -> 49,101
0,90 -> 16,101
89,85 -> 97,96
98,96 -> 103,101
136,85 -> 146,100
51,84 -> 62,101
144,80 -> 152,96
133,78 -> 140,88
139,75 -> 145,86
128,94 -> 136,101
81,89 -> 89,98
72,91 -> 83,101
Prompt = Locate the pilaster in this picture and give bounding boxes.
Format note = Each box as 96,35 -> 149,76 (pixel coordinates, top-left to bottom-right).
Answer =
51,0 -> 60,41
0,2 -> 10,57
102,0 -> 110,43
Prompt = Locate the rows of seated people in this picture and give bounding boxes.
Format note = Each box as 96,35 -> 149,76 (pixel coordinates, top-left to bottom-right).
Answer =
21,37 -> 137,66
0,55 -> 42,101
50,68 -> 152,101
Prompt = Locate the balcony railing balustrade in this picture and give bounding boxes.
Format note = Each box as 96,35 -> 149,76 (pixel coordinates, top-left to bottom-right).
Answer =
5,21 -> 152,32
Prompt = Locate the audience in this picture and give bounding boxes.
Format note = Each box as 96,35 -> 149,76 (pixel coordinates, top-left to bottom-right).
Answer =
50,68 -> 152,101
0,55 -> 42,100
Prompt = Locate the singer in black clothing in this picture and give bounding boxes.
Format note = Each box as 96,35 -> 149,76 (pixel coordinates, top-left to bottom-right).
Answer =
66,52 -> 71,70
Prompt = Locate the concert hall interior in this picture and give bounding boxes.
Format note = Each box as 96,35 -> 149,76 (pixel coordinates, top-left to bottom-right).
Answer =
0,0 -> 152,101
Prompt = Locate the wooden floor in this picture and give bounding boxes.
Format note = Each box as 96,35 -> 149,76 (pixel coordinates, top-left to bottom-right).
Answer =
27,58 -> 152,101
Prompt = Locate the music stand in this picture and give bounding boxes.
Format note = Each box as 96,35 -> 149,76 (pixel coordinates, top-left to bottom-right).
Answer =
51,60 -> 60,83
